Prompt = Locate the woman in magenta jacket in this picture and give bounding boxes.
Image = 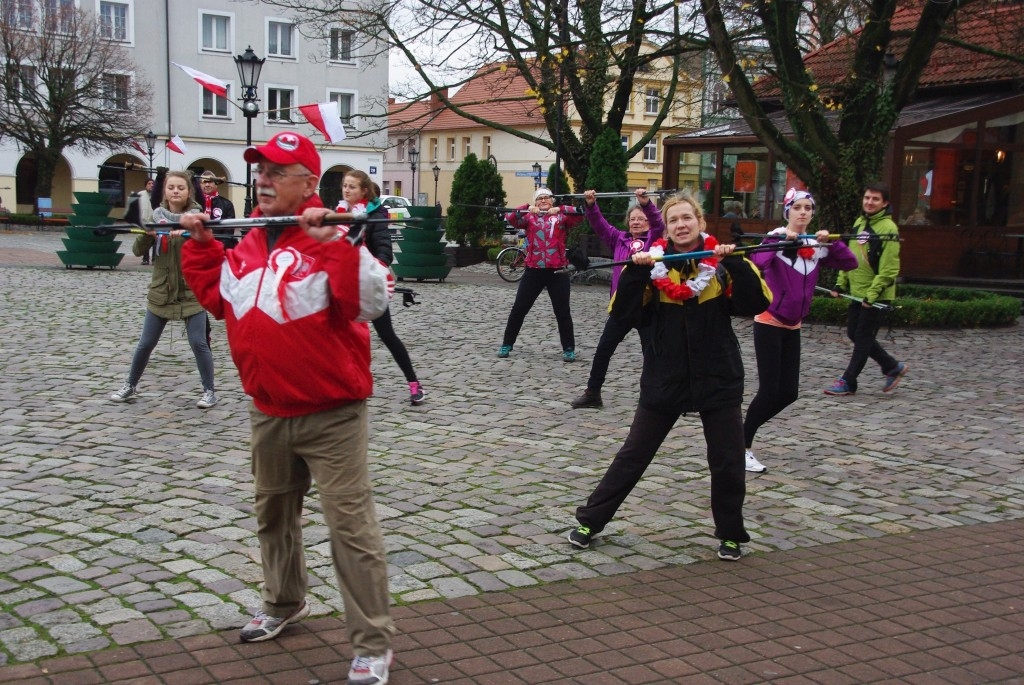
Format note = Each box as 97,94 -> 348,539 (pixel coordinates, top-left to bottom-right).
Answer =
742,189 -> 858,473
498,187 -> 584,361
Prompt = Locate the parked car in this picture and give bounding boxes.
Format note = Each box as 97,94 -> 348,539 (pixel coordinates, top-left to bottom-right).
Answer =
378,195 -> 412,221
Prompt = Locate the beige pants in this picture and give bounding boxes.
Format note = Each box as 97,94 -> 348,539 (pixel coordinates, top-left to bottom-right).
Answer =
249,400 -> 394,655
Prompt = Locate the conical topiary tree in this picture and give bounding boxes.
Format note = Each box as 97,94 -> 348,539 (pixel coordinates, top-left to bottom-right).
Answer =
584,127 -> 630,227
445,153 -> 506,247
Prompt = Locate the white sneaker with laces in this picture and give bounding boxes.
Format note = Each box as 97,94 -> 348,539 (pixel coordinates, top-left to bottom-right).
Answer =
110,383 -> 137,402
745,449 -> 766,473
196,389 -> 217,409
348,649 -> 393,685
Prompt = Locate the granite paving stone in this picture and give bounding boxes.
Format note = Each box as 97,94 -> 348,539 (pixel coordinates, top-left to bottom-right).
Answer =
1,232 -> 1022,683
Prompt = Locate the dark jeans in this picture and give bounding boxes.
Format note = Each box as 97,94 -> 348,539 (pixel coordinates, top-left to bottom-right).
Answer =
371,307 -> 417,383
744,323 -> 801,448
586,314 -> 648,393
502,267 -> 575,352
841,303 -> 898,392
575,403 -> 749,543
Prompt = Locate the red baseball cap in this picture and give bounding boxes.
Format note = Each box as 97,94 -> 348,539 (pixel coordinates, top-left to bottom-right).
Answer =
243,132 -> 321,178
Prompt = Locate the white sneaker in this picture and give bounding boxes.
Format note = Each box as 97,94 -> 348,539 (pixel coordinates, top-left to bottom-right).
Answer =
745,449 -> 766,473
196,389 -> 217,409
348,649 -> 393,685
110,383 -> 137,402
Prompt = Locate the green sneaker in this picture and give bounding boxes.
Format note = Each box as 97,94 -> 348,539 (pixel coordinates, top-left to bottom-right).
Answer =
498,345 -> 512,358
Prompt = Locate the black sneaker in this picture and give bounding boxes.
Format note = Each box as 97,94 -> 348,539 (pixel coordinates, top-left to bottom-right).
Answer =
717,540 -> 742,561
570,389 -> 603,409
567,525 -> 592,549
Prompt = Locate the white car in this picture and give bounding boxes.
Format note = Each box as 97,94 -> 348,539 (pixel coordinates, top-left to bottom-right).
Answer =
378,195 -> 412,221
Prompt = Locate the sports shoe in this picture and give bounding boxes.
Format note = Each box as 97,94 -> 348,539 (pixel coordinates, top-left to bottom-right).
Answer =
717,540 -> 742,561
409,381 -> 425,406
882,362 -> 908,393
196,389 -> 217,409
348,649 -> 393,685
141,257 -> 150,266
570,388 -> 603,409
239,601 -> 310,643
110,383 -> 138,402
745,449 -> 766,473
823,378 -> 854,396
498,345 -> 513,358
567,525 -> 592,549
563,349 -> 576,362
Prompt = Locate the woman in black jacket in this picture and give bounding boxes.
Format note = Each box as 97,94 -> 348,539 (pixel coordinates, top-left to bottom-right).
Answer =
567,192 -> 771,560
333,171 -> 425,405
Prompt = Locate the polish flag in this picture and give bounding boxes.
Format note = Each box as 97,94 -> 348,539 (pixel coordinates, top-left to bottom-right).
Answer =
299,101 -> 347,143
130,139 -> 146,155
171,62 -> 228,98
167,135 -> 187,155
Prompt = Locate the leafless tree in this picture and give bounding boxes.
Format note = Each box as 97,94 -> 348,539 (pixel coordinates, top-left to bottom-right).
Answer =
0,1 -> 153,205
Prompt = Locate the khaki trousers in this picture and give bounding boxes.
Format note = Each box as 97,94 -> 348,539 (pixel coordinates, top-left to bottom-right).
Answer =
249,400 -> 394,655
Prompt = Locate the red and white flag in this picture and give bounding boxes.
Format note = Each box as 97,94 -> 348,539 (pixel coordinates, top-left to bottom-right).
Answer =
167,135 -> 187,155
130,139 -> 146,155
171,62 -> 228,98
299,101 -> 347,143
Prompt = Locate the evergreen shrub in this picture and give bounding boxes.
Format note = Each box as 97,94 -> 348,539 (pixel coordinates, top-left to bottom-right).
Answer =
807,285 -> 1020,328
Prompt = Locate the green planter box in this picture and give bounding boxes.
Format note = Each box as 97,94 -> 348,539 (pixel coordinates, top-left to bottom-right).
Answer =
57,251 -> 124,269
393,220 -> 451,281
397,240 -> 446,255
392,252 -> 448,267
65,226 -> 115,241
400,227 -> 445,242
62,238 -> 121,253
392,264 -> 451,281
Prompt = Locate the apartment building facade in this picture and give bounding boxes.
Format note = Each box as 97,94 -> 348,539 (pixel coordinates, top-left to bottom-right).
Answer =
0,0 -> 388,215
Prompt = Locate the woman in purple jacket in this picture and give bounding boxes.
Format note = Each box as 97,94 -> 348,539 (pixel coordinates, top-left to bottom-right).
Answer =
742,189 -> 858,472
570,188 -> 664,409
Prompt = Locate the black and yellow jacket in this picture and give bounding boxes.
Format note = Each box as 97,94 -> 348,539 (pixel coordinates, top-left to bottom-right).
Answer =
611,238 -> 771,415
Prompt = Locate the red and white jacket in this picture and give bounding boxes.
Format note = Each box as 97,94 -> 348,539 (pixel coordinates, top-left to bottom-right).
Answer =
181,196 -> 390,417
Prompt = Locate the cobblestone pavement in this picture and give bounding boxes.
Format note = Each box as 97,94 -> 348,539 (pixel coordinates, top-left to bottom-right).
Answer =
1,231 -> 1022,678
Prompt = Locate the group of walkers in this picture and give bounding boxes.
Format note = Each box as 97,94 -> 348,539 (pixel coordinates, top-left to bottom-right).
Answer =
103,128 -> 908,685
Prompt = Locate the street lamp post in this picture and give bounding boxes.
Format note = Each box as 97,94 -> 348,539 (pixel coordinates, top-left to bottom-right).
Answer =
432,165 -> 440,205
532,162 -> 542,189
409,146 -> 420,205
234,46 -> 265,217
143,130 -> 157,178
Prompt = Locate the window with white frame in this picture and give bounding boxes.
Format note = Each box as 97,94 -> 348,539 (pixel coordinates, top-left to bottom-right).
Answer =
397,141 -> 405,162
101,73 -> 130,111
2,0 -> 34,30
267,20 -> 294,58
266,87 -> 295,122
483,136 -> 491,159
643,136 -> 658,162
201,12 -> 230,52
99,1 -> 128,41
328,90 -> 355,127
12,65 -> 36,103
462,137 -> 471,159
44,0 -> 74,33
330,28 -> 354,62
203,84 -> 230,118
644,87 -> 660,115
447,137 -> 455,161
620,134 -> 629,153
429,138 -> 438,161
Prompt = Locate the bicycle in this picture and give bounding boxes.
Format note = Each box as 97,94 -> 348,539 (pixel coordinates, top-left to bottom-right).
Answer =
496,232 -> 527,282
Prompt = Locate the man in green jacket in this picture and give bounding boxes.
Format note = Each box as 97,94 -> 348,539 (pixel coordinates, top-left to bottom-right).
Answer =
824,182 -> 908,395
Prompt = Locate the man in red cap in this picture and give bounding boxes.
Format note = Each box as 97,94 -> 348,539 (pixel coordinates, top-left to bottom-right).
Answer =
179,132 -> 396,685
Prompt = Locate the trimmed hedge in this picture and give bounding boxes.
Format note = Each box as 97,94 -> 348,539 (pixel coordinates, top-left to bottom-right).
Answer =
807,284 -> 1020,328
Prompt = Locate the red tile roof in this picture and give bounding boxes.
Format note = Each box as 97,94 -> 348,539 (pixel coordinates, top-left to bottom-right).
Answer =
388,63 -> 547,133
760,3 -> 1023,96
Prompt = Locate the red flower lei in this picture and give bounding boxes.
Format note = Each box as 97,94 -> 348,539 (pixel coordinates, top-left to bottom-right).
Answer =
650,236 -> 719,301
798,246 -> 815,260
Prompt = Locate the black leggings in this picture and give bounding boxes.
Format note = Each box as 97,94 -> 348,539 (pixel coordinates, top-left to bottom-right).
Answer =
371,307 -> 417,383
575,403 -> 749,543
743,323 -> 801,448
501,267 -> 575,351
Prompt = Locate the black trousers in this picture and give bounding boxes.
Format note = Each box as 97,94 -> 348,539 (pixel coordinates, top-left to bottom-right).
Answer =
372,307 -> 417,383
501,267 -> 575,352
575,403 -> 750,543
585,314 -> 648,393
744,323 -> 801,448
841,302 -> 898,392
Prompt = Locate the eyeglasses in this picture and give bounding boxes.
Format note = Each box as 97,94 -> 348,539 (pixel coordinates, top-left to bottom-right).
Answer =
200,178 -> 217,184
536,195 -> 553,201
253,165 -> 311,182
